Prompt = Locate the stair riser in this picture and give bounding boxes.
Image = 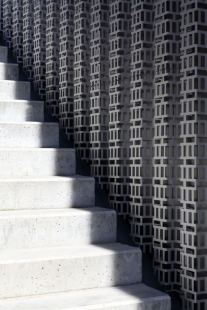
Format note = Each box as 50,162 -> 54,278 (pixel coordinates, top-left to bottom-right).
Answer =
0,178 -> 95,210
0,210 -> 116,250
0,47 -> 8,62
0,149 -> 75,176
0,251 -> 141,298
0,123 -> 59,148
0,63 -> 19,80
0,81 -> 30,100
0,101 -> 44,122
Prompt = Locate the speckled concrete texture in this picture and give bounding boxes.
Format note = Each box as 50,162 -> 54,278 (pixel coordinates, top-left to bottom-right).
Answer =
0,207 -> 116,250
0,122 -> 59,148
0,80 -> 30,100
0,284 -> 170,310
0,63 -> 19,80
0,176 -> 95,210
0,243 -> 142,298
0,148 -> 75,176
0,100 -> 44,122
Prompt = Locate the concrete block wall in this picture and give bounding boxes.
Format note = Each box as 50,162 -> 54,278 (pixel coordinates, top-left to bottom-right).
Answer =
1,0 -> 207,308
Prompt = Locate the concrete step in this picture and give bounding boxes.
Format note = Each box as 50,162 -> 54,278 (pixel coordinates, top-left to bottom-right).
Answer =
0,284 -> 170,310
0,80 -> 30,100
0,62 -> 19,80
0,46 -> 8,63
0,148 -> 75,176
0,122 -> 59,148
0,207 -> 116,250
0,176 -> 95,211
0,100 -> 44,122
0,243 -> 142,298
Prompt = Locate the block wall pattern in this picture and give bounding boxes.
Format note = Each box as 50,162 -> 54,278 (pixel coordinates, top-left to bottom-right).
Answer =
45,0 -> 59,116
0,0 -> 3,36
74,0 -> 90,161
12,0 -> 23,62
3,0 -> 12,48
59,0 -> 74,139
1,1 -> 207,309
108,0 -> 131,215
130,0 -> 154,253
153,0 -> 181,292
22,0 -> 33,79
33,0 -> 46,100
89,0 -> 109,189
180,1 -> 207,309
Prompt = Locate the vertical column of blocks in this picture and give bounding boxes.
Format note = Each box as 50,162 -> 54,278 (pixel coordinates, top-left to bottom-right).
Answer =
108,0 -> 131,215
153,0 -> 181,291
59,0 -> 74,139
33,0 -> 46,100
12,0 -> 23,63
46,0 -> 59,117
0,0 -> 3,36
130,0 -> 154,253
89,0 -> 109,190
74,0 -> 90,160
22,0 -> 33,79
3,0 -> 12,48
180,1 -> 207,309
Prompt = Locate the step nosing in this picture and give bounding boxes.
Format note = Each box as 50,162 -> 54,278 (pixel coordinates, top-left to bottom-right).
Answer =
0,243 -> 140,252
0,243 -> 141,263
0,284 -> 170,309
0,80 -> 29,83
0,176 -> 93,180
0,207 -> 114,217
0,62 -> 18,65
0,148 -> 74,151
0,121 -> 58,124
0,100 -> 43,103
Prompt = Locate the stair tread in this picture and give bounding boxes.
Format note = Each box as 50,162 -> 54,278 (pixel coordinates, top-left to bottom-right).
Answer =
0,243 -> 141,262
0,147 -> 73,151
0,121 -> 56,124
0,206 -> 115,218
0,175 -> 93,180
0,99 -> 43,103
0,79 -> 29,83
0,284 -> 170,310
0,62 -> 18,65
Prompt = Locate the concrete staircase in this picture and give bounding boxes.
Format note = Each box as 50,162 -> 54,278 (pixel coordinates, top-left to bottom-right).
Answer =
0,45 -> 170,309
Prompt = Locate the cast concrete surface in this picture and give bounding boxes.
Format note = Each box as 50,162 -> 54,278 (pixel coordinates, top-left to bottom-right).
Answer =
0,148 -> 76,176
0,45 -> 171,309
0,80 -> 30,100
0,100 -> 44,122
0,122 -> 59,148
0,207 -> 116,250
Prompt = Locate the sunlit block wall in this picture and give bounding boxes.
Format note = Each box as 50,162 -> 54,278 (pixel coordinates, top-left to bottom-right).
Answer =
1,1 -> 207,309
153,0 -> 181,294
12,0 -> 23,63
74,0 -> 90,161
130,0 -> 154,254
33,0 -> 46,100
